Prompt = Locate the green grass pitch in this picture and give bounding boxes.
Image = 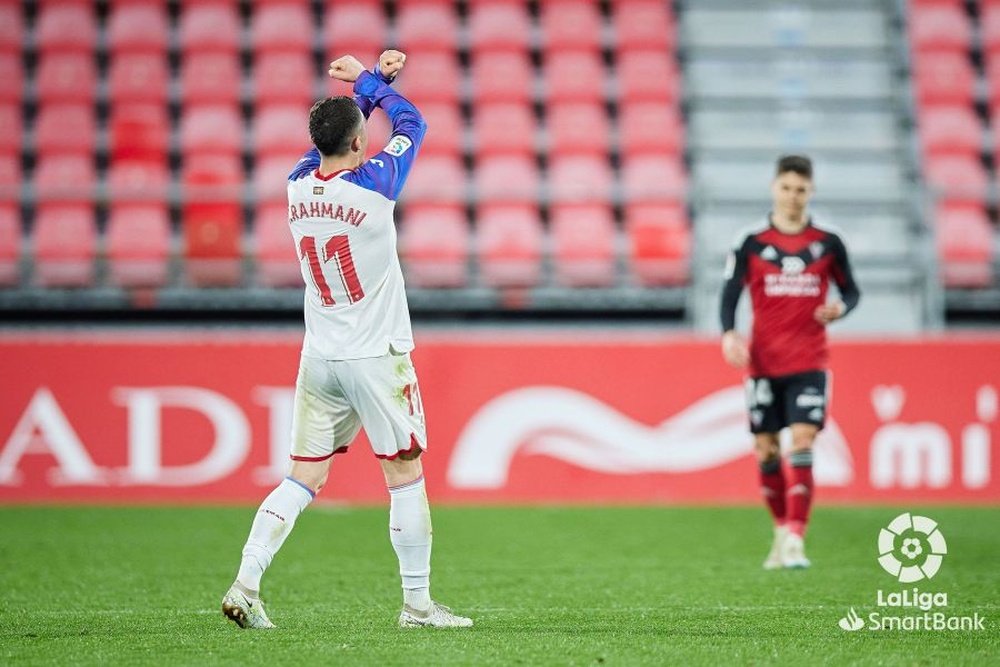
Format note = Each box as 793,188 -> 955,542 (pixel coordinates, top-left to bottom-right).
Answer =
1,505 -> 997,665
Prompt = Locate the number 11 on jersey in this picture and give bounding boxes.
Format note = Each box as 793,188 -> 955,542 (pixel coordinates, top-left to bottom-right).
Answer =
299,235 -> 365,306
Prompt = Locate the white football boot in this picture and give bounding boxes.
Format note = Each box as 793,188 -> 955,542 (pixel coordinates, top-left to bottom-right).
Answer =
763,524 -> 788,570
222,583 -> 276,629
781,532 -> 812,569
399,601 -> 473,628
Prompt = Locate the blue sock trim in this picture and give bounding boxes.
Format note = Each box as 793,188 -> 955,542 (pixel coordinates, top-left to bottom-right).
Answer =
789,450 -> 814,468
285,476 -> 316,498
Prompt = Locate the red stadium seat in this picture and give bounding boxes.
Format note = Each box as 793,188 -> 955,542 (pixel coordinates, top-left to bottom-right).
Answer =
546,103 -> 610,157
416,103 -> 464,156
181,53 -> 243,108
913,53 -> 975,106
476,203 -> 543,287
0,55 -> 23,104
106,4 -> 169,54
549,204 -> 617,287
254,53 -> 316,109
34,104 -> 96,158
617,50 -> 680,104
908,5 -> 972,55
620,155 -> 687,203
625,203 -> 690,286
395,3 -> 459,51
34,4 -> 96,55
474,103 -> 537,157
254,106 -> 311,159
474,155 -> 539,204
107,53 -> 169,106
0,204 -> 20,285
253,155 -> 300,204
109,105 -> 170,163
107,160 -> 171,205
180,106 -> 245,158
918,105 -> 982,158
544,52 -> 607,104
182,155 -> 244,286
399,154 -> 467,205
178,4 -> 241,55
252,4 -> 313,54
924,154 -> 989,203
0,154 -> 20,204
32,204 -> 96,287
0,104 -> 22,156
106,204 -> 171,288
467,2 -> 532,52
548,155 -> 614,204
254,200 -> 300,288
36,54 -> 97,105
322,5 -> 387,57
0,4 -> 24,54
936,204 -> 995,287
471,51 -> 534,105
400,205 -> 470,287
365,111 -> 392,157
397,51 -> 463,105
617,102 -> 684,156
541,1 -> 603,52
613,1 -> 676,52
33,155 -> 95,205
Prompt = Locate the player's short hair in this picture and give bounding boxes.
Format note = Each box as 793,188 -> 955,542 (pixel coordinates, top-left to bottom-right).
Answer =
308,97 -> 364,157
775,154 -> 813,180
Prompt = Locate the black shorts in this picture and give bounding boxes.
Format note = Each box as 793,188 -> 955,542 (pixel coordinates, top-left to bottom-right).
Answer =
745,370 -> 828,434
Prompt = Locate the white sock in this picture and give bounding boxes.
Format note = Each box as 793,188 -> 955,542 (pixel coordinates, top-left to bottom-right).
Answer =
236,477 -> 314,593
388,475 -> 432,611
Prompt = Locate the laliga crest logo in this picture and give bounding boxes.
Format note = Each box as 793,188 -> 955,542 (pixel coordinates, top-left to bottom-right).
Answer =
877,513 -> 947,583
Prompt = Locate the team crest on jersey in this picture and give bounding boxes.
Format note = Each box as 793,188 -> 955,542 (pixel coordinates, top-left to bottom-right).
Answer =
385,135 -> 413,157
809,241 -> 824,259
761,245 -> 778,260
313,186 -> 324,195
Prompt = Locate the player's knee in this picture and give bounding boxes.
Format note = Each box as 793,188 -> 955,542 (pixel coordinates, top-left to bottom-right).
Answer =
289,461 -> 330,494
754,436 -> 780,462
380,456 -> 423,488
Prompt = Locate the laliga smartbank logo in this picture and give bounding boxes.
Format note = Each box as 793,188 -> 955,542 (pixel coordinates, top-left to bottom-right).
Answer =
837,513 -> 986,632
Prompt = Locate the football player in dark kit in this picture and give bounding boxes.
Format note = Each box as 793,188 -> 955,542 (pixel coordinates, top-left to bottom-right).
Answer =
719,155 -> 861,569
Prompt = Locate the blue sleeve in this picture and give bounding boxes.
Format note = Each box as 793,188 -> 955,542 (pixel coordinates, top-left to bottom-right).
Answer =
354,66 -> 396,120
343,71 -> 427,201
288,147 -> 320,181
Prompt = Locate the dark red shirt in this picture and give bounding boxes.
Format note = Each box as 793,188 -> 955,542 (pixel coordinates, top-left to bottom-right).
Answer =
720,220 -> 860,377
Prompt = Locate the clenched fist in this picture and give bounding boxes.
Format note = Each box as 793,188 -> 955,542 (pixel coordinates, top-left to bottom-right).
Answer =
328,55 -> 366,82
379,50 -> 406,79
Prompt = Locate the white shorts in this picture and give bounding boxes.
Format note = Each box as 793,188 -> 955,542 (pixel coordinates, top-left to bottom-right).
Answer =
289,351 -> 427,462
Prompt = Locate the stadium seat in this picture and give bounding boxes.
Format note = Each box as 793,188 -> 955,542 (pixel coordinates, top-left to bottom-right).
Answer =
322,4 -> 387,57
913,53 -> 975,106
399,154 -> 467,205
540,1 -> 603,52
107,53 -> 169,106
33,155 -> 95,205
179,106 -> 245,158
35,54 -> 97,105
546,103 -> 610,157
106,4 -> 169,54
471,51 -> 535,104
467,2 -> 532,52
908,5 -> 972,55
400,205 -> 470,287
253,155 -> 301,204
924,155 -> 989,204
397,51 -> 463,105
0,104 -> 22,156
473,103 -> 538,157
415,103 -> 464,157
612,1 -> 676,51
180,53 -> 243,108
253,53 -> 316,109
983,55 -> 1000,111
32,204 -> 97,287
0,4 -> 24,54
106,204 -> 171,288
253,106 -> 311,159
918,105 -> 982,158
620,155 -> 687,203
33,104 -> 95,158
254,200 -> 300,288
476,203 -> 543,287
549,204 -> 617,287
0,204 -> 20,286
107,160 -> 171,205
547,155 -> 614,204
0,154 -> 20,204
625,203 -> 690,286
178,4 -> 241,55
617,102 -> 684,156
109,105 -> 169,163
395,3 -> 460,51
34,4 -> 96,55
474,155 -> 539,204
544,51 -> 607,104
365,111 -> 392,157
251,4 -> 313,54
936,204 -> 995,288
616,50 -> 681,104
0,55 -> 23,104
181,155 -> 244,286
